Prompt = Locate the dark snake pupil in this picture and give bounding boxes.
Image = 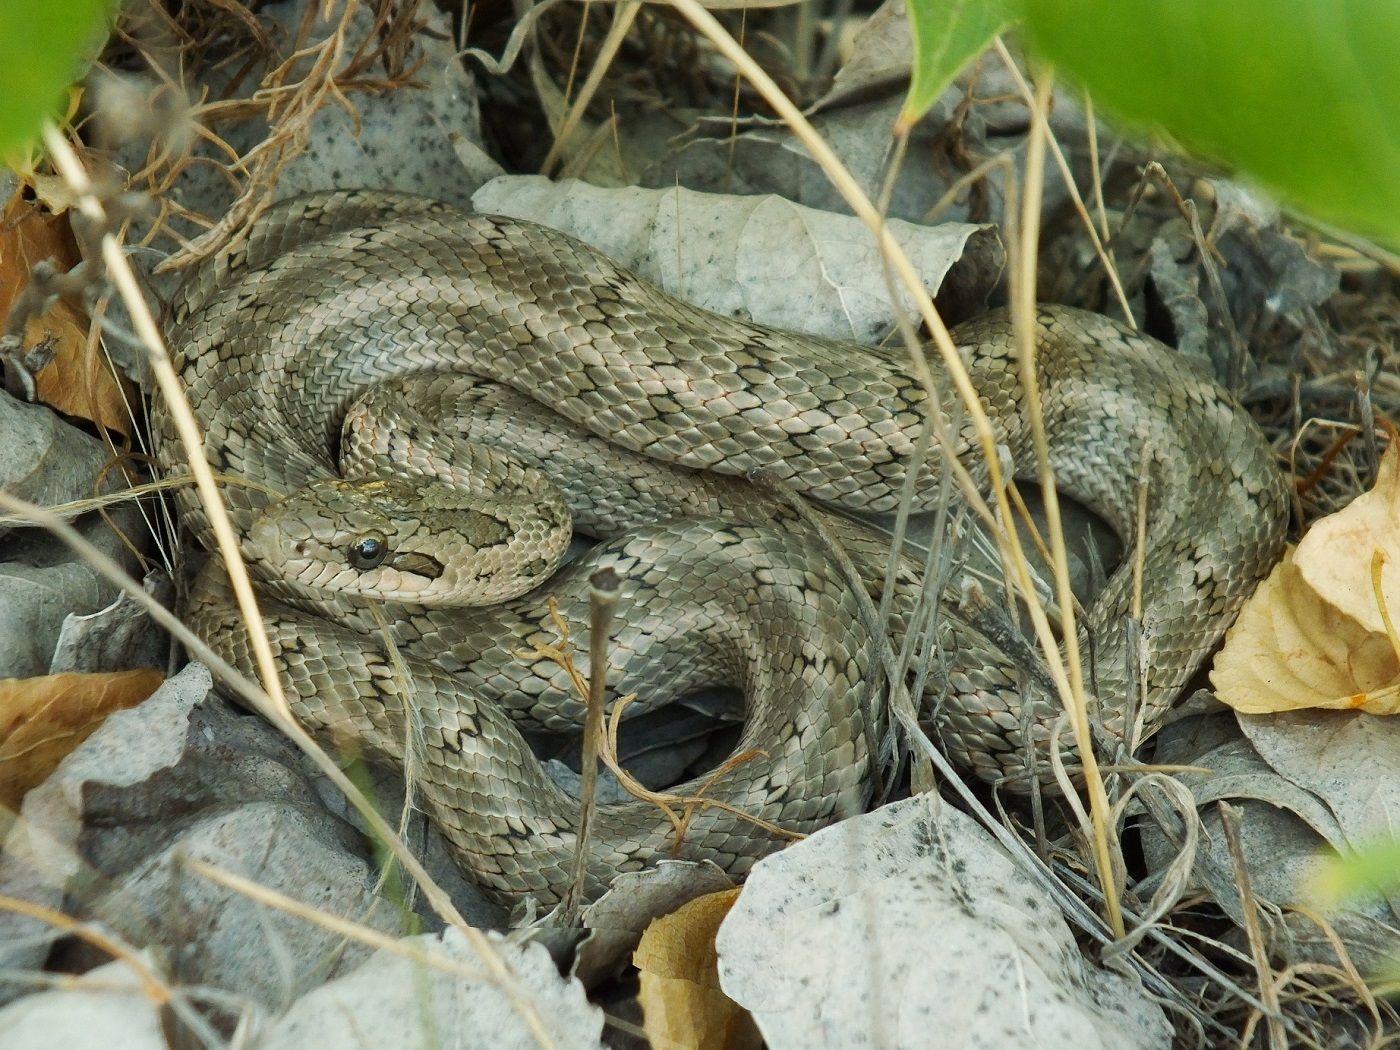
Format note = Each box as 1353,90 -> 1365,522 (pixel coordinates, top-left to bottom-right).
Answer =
351,537 -> 384,569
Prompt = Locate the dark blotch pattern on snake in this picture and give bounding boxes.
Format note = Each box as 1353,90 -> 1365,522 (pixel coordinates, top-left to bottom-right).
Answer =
153,190 -> 1288,905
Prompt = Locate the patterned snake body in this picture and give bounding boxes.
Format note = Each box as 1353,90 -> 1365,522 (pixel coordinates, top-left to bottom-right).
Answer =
156,190 -> 1288,904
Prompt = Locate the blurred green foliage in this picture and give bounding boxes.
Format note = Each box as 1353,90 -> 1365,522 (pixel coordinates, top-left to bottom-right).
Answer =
0,0 -> 114,156
905,0 -> 1400,249
899,0 -> 1012,132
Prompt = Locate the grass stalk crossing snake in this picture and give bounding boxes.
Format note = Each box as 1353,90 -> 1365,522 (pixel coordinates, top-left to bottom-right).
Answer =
154,190 -> 1288,904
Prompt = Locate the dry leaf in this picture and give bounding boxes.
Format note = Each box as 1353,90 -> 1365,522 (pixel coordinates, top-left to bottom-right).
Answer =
0,190 -> 133,435
1295,438 -> 1400,634
0,668 -> 164,808
1212,441 -> 1400,714
635,887 -> 760,1050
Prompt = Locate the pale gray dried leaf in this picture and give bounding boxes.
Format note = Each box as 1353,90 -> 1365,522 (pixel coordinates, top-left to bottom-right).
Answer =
0,441 -> 145,677
48,573 -> 171,674
261,929 -> 603,1050
1141,735 -> 1339,918
310,760 -> 506,933
647,105 -> 954,228
0,956 -> 172,1050
1240,711 -> 1400,855
0,665 -> 213,998
718,795 -> 1170,1050
1142,185 -> 1339,381
816,0 -> 914,108
645,46 -> 1097,233
1207,180 -> 1281,239
1142,713 -> 1400,971
473,175 -> 995,344
1151,733 -> 1344,844
0,390 -> 112,525
1146,226 -> 1212,365
0,558 -> 117,679
0,664 -> 412,1011
570,860 -> 733,986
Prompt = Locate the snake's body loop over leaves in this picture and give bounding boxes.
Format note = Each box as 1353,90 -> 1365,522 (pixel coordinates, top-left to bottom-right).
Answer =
154,190 -> 1288,905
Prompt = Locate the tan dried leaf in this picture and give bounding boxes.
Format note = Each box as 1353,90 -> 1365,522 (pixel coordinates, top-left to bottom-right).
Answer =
635,887 -> 761,1050
0,190 -> 134,435
0,669 -> 164,809
1212,441 -> 1400,714
1295,439 -> 1400,634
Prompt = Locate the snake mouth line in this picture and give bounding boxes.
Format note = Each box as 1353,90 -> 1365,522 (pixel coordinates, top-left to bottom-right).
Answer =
387,550 -> 445,579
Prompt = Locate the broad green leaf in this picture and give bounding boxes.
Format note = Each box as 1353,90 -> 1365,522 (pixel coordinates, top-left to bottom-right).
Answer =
0,0 -> 115,155
900,0 -> 1014,132
1309,840 -> 1400,907
1019,0 -> 1400,248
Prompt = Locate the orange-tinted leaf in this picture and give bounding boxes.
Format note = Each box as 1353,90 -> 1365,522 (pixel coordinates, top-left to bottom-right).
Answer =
0,668 -> 164,808
635,887 -> 761,1050
0,189 -> 133,435
1295,440 -> 1400,635
1212,549 -> 1400,715
1213,442 -> 1400,715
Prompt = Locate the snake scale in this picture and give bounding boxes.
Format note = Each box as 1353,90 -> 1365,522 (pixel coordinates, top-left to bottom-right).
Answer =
153,189 -> 1288,905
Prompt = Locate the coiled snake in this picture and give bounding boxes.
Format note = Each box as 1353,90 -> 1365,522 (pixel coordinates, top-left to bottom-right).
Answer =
154,190 -> 1288,905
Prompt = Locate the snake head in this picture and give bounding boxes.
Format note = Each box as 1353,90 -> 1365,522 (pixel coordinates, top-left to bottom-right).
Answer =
243,476 -> 567,606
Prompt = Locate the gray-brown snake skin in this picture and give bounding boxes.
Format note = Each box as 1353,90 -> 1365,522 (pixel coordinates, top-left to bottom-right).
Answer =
153,190 -> 1289,905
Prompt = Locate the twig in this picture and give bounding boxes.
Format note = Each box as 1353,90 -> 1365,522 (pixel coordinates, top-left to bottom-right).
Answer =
561,567 -> 620,921
519,603 -> 799,855
1219,801 -> 1287,1049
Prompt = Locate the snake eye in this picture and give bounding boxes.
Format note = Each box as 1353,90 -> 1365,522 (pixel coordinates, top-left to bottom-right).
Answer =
348,532 -> 388,570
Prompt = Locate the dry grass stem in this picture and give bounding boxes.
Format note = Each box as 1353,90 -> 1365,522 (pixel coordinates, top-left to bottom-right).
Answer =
993,40 -> 1134,326
184,859 -> 496,985
1131,469 -> 1150,621
541,0 -> 641,174
1081,92 -> 1113,243
0,893 -> 170,1003
1010,67 -> 1123,935
363,600 -> 431,903
189,857 -> 565,1050
41,124 -> 301,730
561,568 -> 620,919
1219,801 -> 1287,1048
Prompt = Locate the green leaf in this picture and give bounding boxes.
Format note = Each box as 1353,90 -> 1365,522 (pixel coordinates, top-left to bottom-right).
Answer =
1309,840 -> 1400,907
0,0 -> 115,156
900,0 -> 1014,132
1018,0 -> 1400,248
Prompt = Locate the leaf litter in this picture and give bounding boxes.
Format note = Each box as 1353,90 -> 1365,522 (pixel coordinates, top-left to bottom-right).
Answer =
1,0 -> 1399,1046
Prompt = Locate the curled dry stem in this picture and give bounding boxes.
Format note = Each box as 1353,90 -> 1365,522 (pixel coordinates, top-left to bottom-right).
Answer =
517,598 -> 802,859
